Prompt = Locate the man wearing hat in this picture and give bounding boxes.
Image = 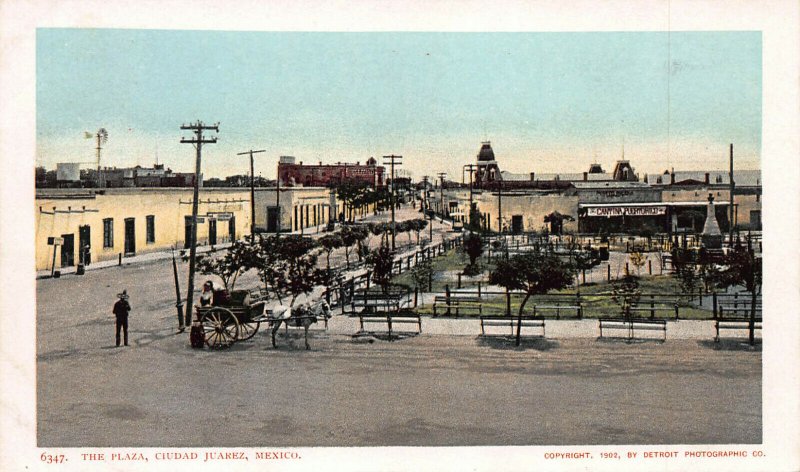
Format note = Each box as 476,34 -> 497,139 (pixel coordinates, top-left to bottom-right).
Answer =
113,289 -> 132,347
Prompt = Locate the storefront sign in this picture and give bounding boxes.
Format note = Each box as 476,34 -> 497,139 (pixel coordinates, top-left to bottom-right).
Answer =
587,206 -> 666,217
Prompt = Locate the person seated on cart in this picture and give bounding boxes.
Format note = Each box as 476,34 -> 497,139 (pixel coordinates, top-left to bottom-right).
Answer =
199,280 -> 232,307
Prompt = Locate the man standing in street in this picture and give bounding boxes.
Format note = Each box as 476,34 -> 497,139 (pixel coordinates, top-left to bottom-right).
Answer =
113,290 -> 131,347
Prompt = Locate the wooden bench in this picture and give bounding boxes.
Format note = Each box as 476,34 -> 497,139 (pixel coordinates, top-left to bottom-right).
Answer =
714,317 -> 762,342
598,318 -> 667,342
628,302 -> 679,320
529,303 -> 582,319
357,312 -> 422,340
718,304 -> 762,318
433,295 -> 482,316
480,315 -> 545,337
348,293 -> 409,315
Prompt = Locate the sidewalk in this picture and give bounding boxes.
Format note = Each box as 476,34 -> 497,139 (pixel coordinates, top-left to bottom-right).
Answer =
324,315 -> 724,340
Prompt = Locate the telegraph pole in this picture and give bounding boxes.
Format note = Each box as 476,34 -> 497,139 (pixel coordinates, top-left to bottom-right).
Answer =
237,149 -> 266,240
180,120 -> 219,328
497,179 -> 503,233
729,143 -> 735,246
464,164 -> 477,228
437,172 -> 447,219
383,155 -> 403,250
422,175 -> 433,241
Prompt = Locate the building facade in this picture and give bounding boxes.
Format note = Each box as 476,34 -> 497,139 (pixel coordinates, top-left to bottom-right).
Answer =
278,156 -> 385,188
35,186 -> 339,272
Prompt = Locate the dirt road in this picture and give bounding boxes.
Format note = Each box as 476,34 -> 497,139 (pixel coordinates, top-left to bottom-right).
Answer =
37,259 -> 760,446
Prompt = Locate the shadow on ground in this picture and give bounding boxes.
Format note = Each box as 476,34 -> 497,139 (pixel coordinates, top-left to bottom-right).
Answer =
594,336 -> 666,345
351,332 -> 420,343
476,336 -> 558,351
698,339 -> 762,352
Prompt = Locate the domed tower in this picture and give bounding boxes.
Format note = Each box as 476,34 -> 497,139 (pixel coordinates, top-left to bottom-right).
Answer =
474,141 -> 501,187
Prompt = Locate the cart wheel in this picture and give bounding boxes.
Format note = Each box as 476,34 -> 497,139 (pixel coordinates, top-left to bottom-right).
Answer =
237,320 -> 260,340
201,307 -> 239,349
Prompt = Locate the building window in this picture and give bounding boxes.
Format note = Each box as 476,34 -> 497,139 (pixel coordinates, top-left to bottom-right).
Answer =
103,218 -> 114,248
146,215 -> 155,244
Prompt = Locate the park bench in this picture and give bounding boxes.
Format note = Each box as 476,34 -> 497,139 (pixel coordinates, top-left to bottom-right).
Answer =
433,295 -> 482,316
480,315 -> 545,337
718,303 -> 762,318
598,318 -> 667,342
528,302 -> 582,319
628,298 -> 680,320
356,311 -> 422,340
714,317 -> 762,343
348,292 -> 409,314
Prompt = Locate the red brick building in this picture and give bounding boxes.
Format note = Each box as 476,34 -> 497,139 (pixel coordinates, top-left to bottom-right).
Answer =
277,156 -> 385,188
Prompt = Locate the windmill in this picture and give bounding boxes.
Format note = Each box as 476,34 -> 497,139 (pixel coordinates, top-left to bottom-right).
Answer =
85,128 -> 108,186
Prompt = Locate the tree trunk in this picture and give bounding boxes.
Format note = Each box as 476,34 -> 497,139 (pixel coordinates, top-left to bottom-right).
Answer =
749,288 -> 757,346
516,293 -> 532,346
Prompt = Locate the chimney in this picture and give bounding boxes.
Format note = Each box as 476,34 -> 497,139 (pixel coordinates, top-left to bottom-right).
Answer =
530,172 -> 535,181
583,172 -> 588,181
670,172 -> 675,185
704,173 -> 710,184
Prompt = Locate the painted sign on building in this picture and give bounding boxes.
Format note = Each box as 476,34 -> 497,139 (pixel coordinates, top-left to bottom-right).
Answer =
587,206 -> 666,217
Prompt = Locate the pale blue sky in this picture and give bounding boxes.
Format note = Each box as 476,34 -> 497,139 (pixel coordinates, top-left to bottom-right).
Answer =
36,30 -> 761,179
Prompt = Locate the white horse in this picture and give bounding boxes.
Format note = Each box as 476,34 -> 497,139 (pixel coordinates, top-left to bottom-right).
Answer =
268,300 -> 332,350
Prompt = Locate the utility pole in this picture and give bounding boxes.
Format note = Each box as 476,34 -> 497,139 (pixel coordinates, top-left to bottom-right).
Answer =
422,175 -> 433,241
237,149 -> 266,241
463,164 -> 477,229
180,120 -> 219,328
437,172 -> 447,219
729,143 -> 735,246
383,155 -> 403,250
497,178 -> 503,233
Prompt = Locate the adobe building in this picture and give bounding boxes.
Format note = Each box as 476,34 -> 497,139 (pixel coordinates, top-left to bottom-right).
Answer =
431,142 -> 761,236
35,186 -> 337,272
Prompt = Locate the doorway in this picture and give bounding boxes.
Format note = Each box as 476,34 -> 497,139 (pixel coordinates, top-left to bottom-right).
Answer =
208,219 -> 217,245
228,216 -> 236,242
124,218 -> 136,256
78,225 -> 91,265
267,206 -> 280,233
60,233 -> 75,267
511,215 -> 523,234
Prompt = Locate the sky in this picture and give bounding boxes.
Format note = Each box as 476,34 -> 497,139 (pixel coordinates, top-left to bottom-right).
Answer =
36,30 -> 761,180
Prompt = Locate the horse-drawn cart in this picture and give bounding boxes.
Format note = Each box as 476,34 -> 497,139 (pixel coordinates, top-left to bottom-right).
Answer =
194,288 -> 331,350
195,288 -> 270,349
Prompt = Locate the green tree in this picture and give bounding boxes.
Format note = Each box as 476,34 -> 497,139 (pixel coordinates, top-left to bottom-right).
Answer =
489,250 -> 576,345
410,258 -> 433,292
468,204 -> 483,232
409,218 -> 429,245
366,242 -> 395,294
715,244 -> 762,346
195,239 -> 254,291
339,225 -> 368,268
273,236 -> 324,306
336,182 -> 370,222
319,232 -> 344,270
461,231 -> 484,268
611,269 -> 641,319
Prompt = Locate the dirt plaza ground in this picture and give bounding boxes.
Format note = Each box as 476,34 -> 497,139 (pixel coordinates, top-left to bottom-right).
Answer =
37,255 -> 761,447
